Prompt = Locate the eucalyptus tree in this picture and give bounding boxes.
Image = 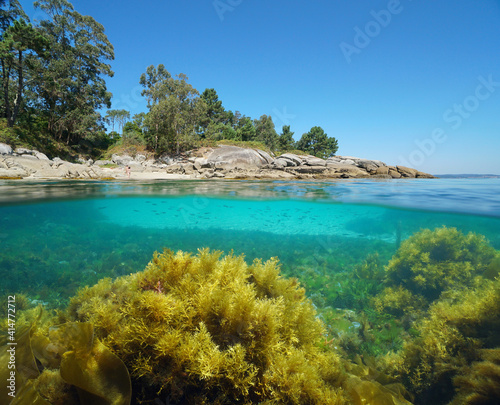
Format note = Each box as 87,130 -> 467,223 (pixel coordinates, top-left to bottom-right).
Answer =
141,65 -> 205,154
105,109 -> 130,133
30,0 -> 114,144
0,19 -> 48,126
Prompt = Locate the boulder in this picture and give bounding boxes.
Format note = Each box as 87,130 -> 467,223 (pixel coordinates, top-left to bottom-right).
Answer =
356,159 -> 381,172
206,146 -> 272,168
388,166 -> 402,179
273,158 -> 288,168
111,154 -> 134,166
0,143 -> 12,155
278,153 -> 303,166
14,147 -> 33,155
325,163 -> 368,178
34,151 -> 50,160
303,156 -> 327,166
194,158 -> 212,170
374,166 -> 389,176
396,166 -> 418,178
135,154 -> 147,163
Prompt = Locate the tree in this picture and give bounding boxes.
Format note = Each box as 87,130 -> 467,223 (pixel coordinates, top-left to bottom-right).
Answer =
0,19 -> 48,126
254,114 -> 278,151
105,109 -> 130,134
278,125 -> 295,151
141,66 -> 204,154
235,116 -> 255,142
296,126 -> 339,159
200,88 -> 224,122
0,0 -> 26,34
198,88 -> 227,139
139,64 -> 171,108
30,0 -> 114,143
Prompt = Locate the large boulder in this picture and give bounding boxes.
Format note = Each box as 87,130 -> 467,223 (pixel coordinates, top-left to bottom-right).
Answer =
396,166 -> 418,178
206,146 -> 273,168
0,143 -> 12,155
278,153 -> 303,166
324,162 -> 368,177
303,156 -> 327,166
111,154 -> 134,166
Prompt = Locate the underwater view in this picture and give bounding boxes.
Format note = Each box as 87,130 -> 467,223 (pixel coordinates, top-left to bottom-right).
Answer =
1,178 -> 500,405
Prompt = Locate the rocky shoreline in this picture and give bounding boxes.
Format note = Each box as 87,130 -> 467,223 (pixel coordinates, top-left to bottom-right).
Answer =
0,143 -> 434,180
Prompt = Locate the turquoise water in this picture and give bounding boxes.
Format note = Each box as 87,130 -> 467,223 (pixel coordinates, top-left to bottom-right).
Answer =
1,178 -> 499,306
1,178 -> 500,404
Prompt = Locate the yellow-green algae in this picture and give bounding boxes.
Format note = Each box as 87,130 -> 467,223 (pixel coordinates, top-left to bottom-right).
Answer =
0,310 -> 131,405
379,275 -> 500,404
66,248 -> 348,404
373,226 -> 498,315
10,232 -> 499,404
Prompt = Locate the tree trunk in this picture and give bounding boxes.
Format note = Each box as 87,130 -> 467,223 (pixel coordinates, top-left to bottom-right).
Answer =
11,50 -> 23,127
2,59 -> 12,126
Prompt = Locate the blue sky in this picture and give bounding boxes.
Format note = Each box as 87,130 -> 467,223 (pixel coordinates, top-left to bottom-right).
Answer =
20,0 -> 500,174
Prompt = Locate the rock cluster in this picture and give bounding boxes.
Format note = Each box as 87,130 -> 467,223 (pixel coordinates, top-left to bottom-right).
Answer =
0,143 -> 105,179
0,142 -> 434,180
155,146 -> 434,179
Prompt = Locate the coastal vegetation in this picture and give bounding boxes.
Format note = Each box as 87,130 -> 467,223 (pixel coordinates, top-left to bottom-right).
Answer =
0,0 -> 339,160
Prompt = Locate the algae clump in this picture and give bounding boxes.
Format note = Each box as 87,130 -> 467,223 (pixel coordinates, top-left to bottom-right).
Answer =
374,227 -> 497,314
67,248 -> 349,404
0,314 -> 131,405
379,276 -> 500,405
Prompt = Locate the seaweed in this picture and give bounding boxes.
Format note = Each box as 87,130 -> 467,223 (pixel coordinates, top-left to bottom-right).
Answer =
0,315 -> 131,405
379,277 -> 500,405
66,248 -> 349,404
383,227 -> 496,302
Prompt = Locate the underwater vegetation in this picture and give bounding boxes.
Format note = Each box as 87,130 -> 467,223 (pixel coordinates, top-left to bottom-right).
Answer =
65,248 -> 349,404
380,276 -> 500,405
373,226 -> 498,314
0,309 -> 131,405
371,227 -> 500,405
1,225 -> 499,404
0,249 -> 415,404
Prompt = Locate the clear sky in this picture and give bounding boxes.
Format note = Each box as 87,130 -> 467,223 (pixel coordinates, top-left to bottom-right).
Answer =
20,0 -> 500,174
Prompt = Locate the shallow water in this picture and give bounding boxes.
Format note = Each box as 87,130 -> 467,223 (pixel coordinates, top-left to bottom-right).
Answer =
1,178 -> 499,306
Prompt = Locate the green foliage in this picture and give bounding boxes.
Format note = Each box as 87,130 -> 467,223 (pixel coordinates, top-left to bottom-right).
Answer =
105,109 -> 130,134
235,115 -> 256,142
254,114 -> 279,152
141,65 -> 205,155
278,124 -> 295,151
296,126 -> 339,158
199,87 -> 226,132
67,248 -> 348,404
30,0 -> 114,144
0,315 -> 131,405
384,227 -> 497,301
0,19 -> 49,126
